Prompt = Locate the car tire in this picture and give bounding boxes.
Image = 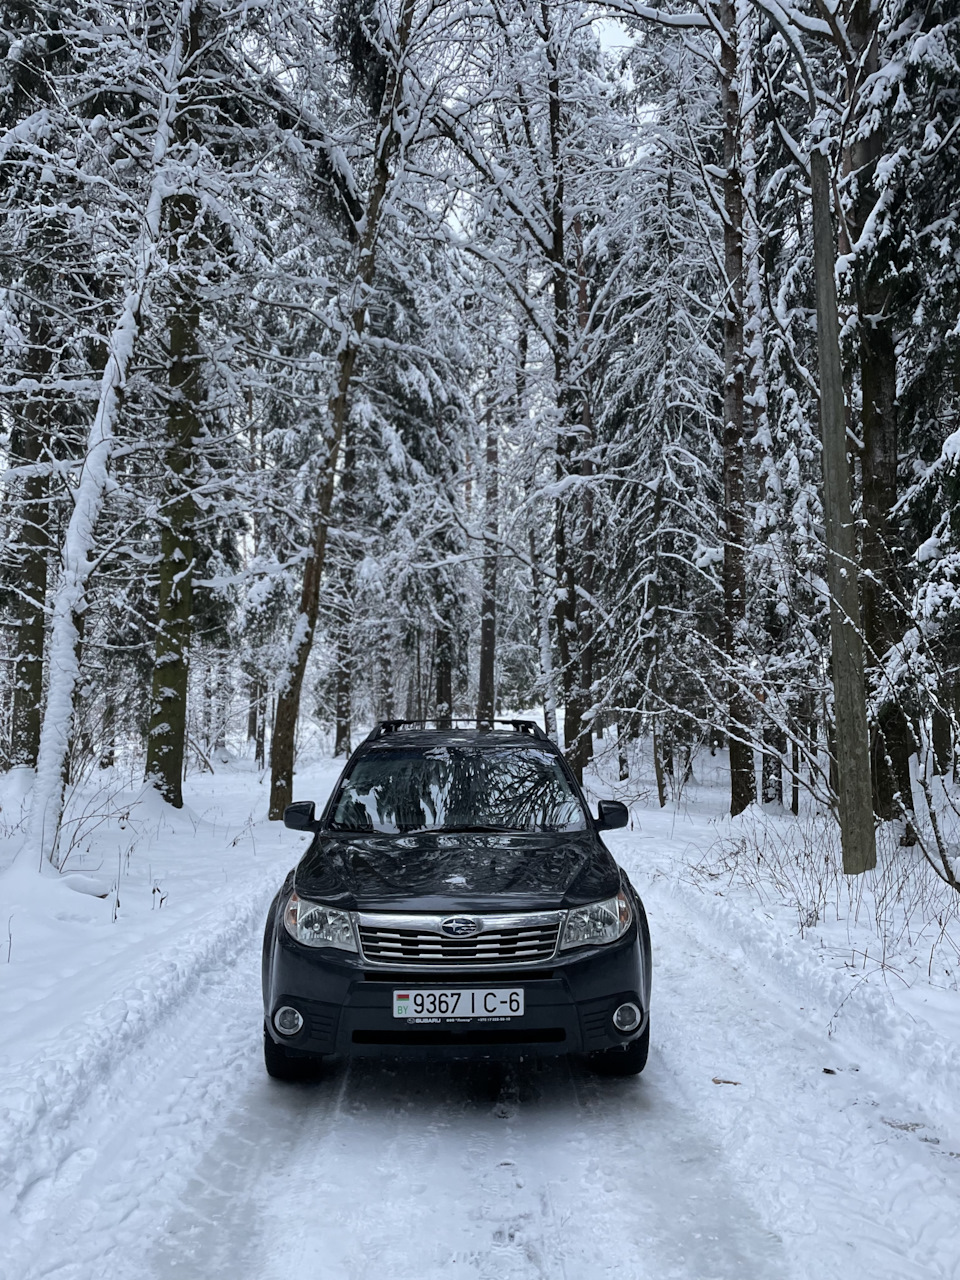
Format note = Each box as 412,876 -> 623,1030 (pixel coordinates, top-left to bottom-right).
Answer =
587,1020 -> 649,1077
263,1024 -> 324,1081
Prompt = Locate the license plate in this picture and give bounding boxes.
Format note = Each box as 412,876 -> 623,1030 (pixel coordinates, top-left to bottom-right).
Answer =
392,988 -> 524,1020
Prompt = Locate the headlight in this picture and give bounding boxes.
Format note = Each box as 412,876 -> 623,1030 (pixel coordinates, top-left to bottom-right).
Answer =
283,892 -> 357,951
560,891 -> 632,951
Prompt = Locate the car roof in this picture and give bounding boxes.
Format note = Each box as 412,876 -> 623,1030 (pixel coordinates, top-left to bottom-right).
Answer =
358,726 -> 560,754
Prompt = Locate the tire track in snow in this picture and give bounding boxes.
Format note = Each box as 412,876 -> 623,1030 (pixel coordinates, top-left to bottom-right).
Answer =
0,868 -> 277,1227
2,915 -> 272,1280
142,1042 -> 783,1279
4,908 -> 787,1280
22,834 -> 919,1280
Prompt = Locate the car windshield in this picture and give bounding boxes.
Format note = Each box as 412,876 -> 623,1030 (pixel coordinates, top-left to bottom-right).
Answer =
327,744 -> 587,834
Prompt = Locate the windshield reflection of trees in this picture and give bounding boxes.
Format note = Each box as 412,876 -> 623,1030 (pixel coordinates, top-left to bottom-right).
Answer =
330,747 -> 585,833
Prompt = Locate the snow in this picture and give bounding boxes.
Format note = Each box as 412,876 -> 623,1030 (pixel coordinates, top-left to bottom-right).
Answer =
2,751 -> 960,1279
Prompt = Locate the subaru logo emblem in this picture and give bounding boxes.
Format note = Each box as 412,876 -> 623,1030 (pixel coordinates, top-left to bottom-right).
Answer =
440,916 -> 481,938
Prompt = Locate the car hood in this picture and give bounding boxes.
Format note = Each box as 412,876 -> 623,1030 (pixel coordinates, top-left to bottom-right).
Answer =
293,829 -> 621,913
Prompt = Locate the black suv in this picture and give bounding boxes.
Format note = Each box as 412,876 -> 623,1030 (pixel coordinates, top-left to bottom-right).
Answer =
261,721 -> 652,1079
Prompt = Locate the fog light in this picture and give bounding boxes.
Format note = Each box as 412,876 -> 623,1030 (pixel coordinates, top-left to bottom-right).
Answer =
274,1005 -> 304,1036
613,1002 -> 641,1032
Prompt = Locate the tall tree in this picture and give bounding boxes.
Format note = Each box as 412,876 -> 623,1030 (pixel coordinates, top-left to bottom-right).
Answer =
25,0 -> 199,866
718,0 -> 756,814
269,0 -> 422,818
476,406 -> 499,728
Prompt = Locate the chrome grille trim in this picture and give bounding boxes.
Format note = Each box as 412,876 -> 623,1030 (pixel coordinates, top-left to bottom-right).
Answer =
357,910 -> 563,967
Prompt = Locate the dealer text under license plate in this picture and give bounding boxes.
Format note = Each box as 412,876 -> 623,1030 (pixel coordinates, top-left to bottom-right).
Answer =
393,988 -> 524,1020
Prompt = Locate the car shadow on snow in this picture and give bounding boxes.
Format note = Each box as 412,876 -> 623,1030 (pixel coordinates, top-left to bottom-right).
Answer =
273,1048 -> 645,1111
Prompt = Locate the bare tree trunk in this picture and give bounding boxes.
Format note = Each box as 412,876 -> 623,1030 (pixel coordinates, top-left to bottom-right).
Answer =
243,390 -> 267,770
145,191 -> 201,808
516,321 -> 558,741
334,421 -> 357,757
554,481 -> 587,771
932,696 -> 952,777
842,4 -> 913,827
268,0 -> 417,819
214,659 -> 229,753
9,319 -> 52,768
652,722 -> 668,809
640,478 -> 666,796
719,0 -> 755,816
739,6 -> 789,813
762,719 -> 784,805
415,628 -> 422,720
541,2 -> 588,780
247,673 -> 266,766
529,529 -> 559,740
574,217 -> 596,765
334,617 -> 352,756
269,357 -> 354,814
247,674 -> 259,743
99,697 -> 116,771
379,625 -> 395,721
255,682 -> 267,770
810,146 -> 876,875
476,412 -> 498,728
735,0 -> 875,870
435,624 -> 453,729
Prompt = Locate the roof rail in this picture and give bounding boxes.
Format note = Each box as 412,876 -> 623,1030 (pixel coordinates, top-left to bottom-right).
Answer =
496,718 -> 550,740
366,718 -> 550,742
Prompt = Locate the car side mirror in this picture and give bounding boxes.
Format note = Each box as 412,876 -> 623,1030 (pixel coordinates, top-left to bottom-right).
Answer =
283,801 -> 319,832
596,800 -> 629,831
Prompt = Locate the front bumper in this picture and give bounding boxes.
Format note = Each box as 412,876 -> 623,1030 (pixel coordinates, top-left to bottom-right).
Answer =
263,920 -> 648,1060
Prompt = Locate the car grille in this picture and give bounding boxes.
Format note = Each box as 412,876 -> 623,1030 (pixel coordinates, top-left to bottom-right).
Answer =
357,912 -> 562,967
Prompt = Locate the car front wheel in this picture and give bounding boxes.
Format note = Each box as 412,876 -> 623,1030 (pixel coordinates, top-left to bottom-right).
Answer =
587,1020 -> 649,1077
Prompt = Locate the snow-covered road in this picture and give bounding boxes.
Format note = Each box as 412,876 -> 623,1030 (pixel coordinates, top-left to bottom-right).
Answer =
4,771 -> 960,1280
7,903 -> 783,1280
6,872 -> 959,1279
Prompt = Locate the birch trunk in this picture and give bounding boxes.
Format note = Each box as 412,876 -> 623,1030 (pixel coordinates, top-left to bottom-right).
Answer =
25,1 -> 194,867
9,319 -> 52,768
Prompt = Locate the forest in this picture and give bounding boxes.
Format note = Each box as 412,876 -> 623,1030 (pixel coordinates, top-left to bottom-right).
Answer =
1,0 -> 958,881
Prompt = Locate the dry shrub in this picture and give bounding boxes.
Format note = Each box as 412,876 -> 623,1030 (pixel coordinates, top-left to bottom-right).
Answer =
688,808 -> 960,987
